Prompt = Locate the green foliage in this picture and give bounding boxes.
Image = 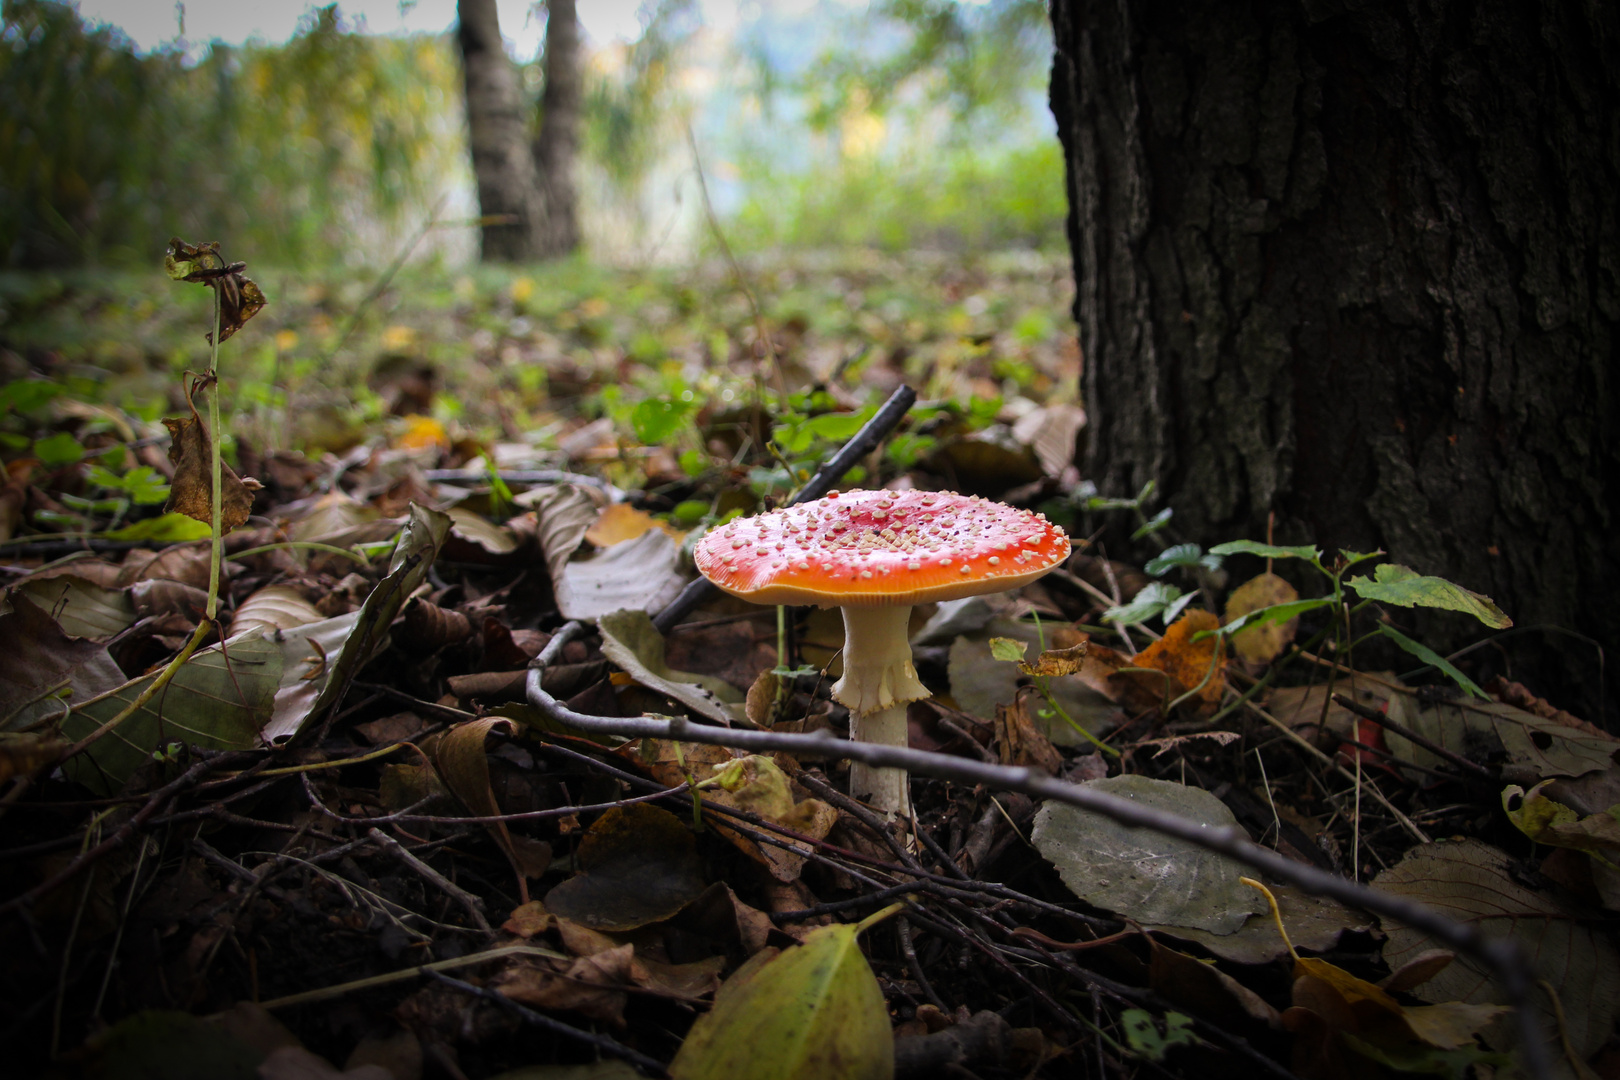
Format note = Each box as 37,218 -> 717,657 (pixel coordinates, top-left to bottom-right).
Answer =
727,140 -> 1066,253
1144,543 -> 1223,577
1120,1009 -> 1198,1062
1103,581 -> 1193,628
1347,563 -> 1512,629
0,1 -> 461,268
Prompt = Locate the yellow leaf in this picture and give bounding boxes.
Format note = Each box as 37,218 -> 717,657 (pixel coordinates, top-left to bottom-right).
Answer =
1223,572 -> 1300,665
381,324 -> 416,350
395,414 -> 448,451
669,918 -> 894,1080
585,502 -> 683,547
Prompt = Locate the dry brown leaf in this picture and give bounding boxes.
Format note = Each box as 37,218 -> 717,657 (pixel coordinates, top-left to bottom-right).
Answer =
165,236 -> 267,344
433,718 -> 551,887
495,947 -> 634,1027
995,696 -> 1063,773
502,900 -> 552,939
163,376 -> 262,534
1020,640 -> 1089,678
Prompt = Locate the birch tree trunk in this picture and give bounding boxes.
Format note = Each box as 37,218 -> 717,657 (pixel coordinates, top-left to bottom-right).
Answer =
1049,0 -> 1619,721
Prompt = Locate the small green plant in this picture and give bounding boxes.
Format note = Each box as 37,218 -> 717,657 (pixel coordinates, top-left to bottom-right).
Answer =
1197,540 -> 1510,698
1120,1008 -> 1200,1062
990,632 -> 1118,757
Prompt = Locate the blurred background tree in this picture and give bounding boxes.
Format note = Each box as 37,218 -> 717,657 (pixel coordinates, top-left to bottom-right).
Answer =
0,0 -> 461,268
0,0 -> 1065,269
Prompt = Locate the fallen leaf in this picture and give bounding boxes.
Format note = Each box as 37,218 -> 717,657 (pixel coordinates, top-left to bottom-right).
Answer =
669,915 -> 894,1080
0,731 -> 69,783
434,717 -> 552,884
585,502 -> 683,548
14,574 -> 136,641
1151,885 -> 1371,964
1031,775 -> 1266,935
229,585 -> 324,639
995,696 -> 1063,773
597,609 -> 746,726
0,590 -> 127,734
1375,838 -> 1620,1062
555,530 -> 687,620
503,900 -> 553,939
1116,610 -> 1226,714
495,945 -> 634,1027
1224,572 -> 1300,665
545,804 -> 707,932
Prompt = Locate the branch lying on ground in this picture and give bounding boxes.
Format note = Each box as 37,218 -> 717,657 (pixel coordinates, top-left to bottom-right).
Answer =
524,621 -> 1549,1075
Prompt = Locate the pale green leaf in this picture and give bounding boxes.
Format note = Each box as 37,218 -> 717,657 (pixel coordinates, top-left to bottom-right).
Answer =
988,636 -> 1028,662
1207,540 -> 1321,561
1347,564 -> 1511,629
1376,624 -> 1487,699
1102,582 -> 1182,626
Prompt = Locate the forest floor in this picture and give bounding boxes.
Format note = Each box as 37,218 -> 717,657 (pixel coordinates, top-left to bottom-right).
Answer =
0,247 -> 1616,1080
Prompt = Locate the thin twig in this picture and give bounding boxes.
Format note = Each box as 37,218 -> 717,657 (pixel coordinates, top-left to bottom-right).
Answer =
1331,692 -> 1497,779
368,828 -> 491,934
426,970 -> 669,1077
652,382 -> 919,632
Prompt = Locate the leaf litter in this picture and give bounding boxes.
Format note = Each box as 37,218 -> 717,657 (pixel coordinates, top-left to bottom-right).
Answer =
0,252 -> 1616,1080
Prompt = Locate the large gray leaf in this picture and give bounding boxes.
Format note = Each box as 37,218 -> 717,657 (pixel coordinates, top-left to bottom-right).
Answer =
1375,838 -> 1620,1066
555,528 -> 686,620
1383,693 -> 1619,780
1032,775 -> 1267,934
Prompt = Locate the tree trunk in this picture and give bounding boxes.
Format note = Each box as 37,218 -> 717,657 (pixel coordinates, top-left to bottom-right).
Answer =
534,0 -> 582,258
1049,0 -> 1619,721
457,0 -> 541,261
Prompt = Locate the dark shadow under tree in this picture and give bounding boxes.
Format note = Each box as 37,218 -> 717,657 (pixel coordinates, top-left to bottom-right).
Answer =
1048,0 -> 1619,721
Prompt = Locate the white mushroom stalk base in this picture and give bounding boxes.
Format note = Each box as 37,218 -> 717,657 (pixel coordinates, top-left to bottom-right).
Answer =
832,605 -> 928,820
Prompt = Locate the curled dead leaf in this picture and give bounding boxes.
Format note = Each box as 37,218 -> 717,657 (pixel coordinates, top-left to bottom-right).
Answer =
163,376 -> 262,534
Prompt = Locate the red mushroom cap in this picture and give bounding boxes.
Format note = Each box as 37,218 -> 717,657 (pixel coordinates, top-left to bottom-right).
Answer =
694,489 -> 1070,607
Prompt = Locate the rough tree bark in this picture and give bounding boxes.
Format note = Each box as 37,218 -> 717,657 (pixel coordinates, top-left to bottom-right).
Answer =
534,0 -> 582,258
457,0 -> 542,261
1049,0 -> 1618,720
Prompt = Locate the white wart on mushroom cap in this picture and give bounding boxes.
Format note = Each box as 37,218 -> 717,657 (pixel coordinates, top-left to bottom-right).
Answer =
693,489 -> 1071,610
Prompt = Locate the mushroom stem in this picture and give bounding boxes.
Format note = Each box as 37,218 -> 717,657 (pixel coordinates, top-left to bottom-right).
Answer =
833,605 -> 927,819
849,704 -> 911,818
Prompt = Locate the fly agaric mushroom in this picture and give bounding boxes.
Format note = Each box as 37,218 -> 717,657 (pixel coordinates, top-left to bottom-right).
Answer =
693,489 -> 1070,818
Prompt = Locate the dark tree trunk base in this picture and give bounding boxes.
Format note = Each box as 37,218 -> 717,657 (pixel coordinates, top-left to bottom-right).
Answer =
1050,0 -> 1619,721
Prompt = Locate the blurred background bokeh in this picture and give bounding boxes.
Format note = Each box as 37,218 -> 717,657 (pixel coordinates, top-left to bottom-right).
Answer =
1,0 -> 1064,269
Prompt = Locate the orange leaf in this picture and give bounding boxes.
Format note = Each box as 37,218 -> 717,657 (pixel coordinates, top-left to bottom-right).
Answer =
1123,609 -> 1226,713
